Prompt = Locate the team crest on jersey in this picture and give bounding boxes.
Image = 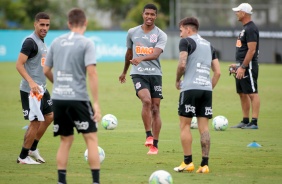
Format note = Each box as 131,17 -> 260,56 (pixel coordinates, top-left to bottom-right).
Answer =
239,29 -> 245,38
150,34 -> 158,43
135,82 -> 141,89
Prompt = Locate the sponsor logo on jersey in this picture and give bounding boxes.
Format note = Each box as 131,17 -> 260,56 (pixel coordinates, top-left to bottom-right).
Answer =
150,34 -> 158,43
135,46 -> 153,55
142,35 -> 148,39
137,67 -> 156,72
74,121 -> 89,130
60,39 -> 75,46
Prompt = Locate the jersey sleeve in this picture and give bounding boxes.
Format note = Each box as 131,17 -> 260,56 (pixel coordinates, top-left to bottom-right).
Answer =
245,27 -> 259,43
179,38 -> 196,55
84,40 -> 96,66
20,38 -> 37,58
126,29 -> 133,49
155,30 -> 167,51
211,45 -> 218,60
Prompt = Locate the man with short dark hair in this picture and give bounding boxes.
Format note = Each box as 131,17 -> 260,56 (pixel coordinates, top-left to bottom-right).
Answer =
173,17 -> 221,173
44,8 -> 101,184
119,3 -> 167,155
230,3 -> 260,129
16,12 -> 53,164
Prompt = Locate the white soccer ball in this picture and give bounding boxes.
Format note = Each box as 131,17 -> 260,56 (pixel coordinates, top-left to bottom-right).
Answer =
149,170 -> 173,184
84,146 -> 105,163
101,114 -> 118,130
212,115 -> 228,131
190,116 -> 198,129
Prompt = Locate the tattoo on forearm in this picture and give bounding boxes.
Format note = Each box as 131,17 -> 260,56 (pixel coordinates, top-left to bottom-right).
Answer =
200,131 -> 210,157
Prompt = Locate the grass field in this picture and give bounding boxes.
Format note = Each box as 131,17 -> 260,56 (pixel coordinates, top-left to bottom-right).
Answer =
0,61 -> 281,184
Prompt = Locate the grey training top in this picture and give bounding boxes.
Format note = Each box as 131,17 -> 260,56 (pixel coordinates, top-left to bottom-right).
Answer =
20,32 -> 47,92
45,32 -> 96,101
126,25 -> 167,76
179,34 -> 217,92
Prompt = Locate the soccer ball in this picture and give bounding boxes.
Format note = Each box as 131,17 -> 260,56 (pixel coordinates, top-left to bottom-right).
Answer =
149,170 -> 173,184
101,114 -> 118,130
84,146 -> 105,163
190,116 -> 198,129
212,115 -> 228,131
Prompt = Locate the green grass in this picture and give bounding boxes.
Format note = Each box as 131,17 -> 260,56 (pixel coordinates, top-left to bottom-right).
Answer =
0,61 -> 281,184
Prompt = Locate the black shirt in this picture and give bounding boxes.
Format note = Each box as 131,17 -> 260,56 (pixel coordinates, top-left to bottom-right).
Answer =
235,21 -> 259,63
20,38 -> 44,59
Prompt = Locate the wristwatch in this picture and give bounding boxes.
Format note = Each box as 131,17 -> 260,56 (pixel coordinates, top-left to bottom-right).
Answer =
241,64 -> 247,69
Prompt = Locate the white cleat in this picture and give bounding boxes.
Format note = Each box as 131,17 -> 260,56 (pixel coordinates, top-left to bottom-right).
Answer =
17,156 -> 41,164
29,149 -> 46,163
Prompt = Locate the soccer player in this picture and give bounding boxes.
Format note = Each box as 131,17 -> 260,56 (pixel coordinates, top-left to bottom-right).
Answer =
119,3 -> 167,155
230,3 -> 260,129
173,17 -> 221,173
16,12 -> 53,164
44,8 -> 101,184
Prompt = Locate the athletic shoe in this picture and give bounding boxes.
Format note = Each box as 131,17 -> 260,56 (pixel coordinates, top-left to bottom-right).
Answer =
29,149 -> 46,163
196,165 -> 209,173
17,156 -> 41,164
231,122 -> 247,128
147,146 -> 158,155
145,136 -> 153,147
241,123 -> 258,129
174,162 -> 194,172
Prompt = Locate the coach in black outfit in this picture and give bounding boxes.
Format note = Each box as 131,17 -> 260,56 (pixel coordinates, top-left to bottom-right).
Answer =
230,3 -> 260,129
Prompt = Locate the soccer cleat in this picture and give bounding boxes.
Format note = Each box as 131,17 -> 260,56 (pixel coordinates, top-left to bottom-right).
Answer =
196,165 -> 209,173
145,136 -> 154,147
29,149 -> 46,163
147,146 -> 158,155
17,156 -> 41,164
174,162 -> 194,172
241,123 -> 258,129
231,122 -> 247,128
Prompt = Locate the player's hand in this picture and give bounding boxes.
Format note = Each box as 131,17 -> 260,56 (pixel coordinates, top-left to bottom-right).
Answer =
236,66 -> 245,79
130,57 -> 142,66
119,73 -> 126,83
228,64 -> 237,75
29,81 -> 41,94
175,80 -> 182,90
93,103 -> 101,123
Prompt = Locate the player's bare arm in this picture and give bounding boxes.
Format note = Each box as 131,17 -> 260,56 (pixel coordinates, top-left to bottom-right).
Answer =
130,47 -> 163,66
43,65 -> 53,83
119,48 -> 132,83
87,64 -> 101,122
211,58 -> 221,89
236,41 -> 257,79
175,51 -> 188,90
16,53 -> 40,93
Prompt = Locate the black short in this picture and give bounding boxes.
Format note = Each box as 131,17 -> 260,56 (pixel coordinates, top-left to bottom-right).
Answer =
236,65 -> 259,94
131,75 -> 163,99
52,100 -> 98,136
20,90 -> 53,120
178,90 -> 213,119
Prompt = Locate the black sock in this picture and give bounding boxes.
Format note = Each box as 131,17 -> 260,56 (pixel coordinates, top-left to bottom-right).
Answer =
146,131 -> 153,138
91,169 -> 100,184
184,155 -> 192,164
251,118 -> 258,125
201,157 -> 209,166
58,170 -> 67,184
153,139 -> 158,148
243,118 -> 249,124
30,139 -> 39,151
19,147 -> 29,159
